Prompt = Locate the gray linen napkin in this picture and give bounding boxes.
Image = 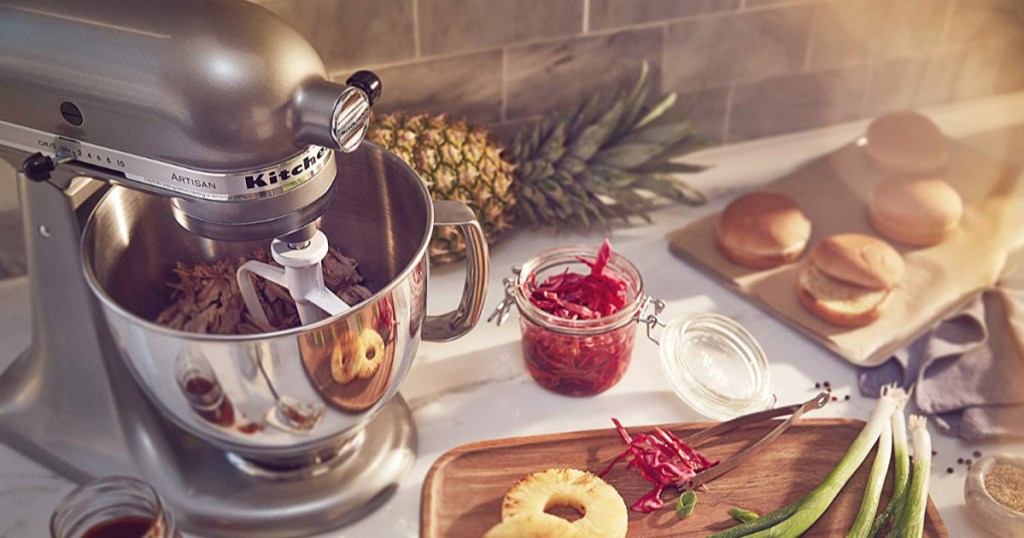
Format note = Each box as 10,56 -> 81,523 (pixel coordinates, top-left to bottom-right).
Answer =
858,288 -> 1024,441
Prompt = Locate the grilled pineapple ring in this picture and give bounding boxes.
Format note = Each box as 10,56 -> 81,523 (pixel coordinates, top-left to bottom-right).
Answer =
329,330 -> 363,384
347,328 -> 385,379
484,513 -> 581,538
502,468 -> 627,538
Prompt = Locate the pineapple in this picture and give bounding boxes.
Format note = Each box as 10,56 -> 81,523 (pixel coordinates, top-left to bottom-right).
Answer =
484,514 -> 581,538
501,468 -> 627,538
368,63 -> 706,262
368,113 -> 516,263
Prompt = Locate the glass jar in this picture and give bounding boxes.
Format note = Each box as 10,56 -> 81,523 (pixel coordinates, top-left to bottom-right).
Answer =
492,244 -> 776,417
511,245 -> 646,396
658,313 -> 774,420
50,476 -> 179,538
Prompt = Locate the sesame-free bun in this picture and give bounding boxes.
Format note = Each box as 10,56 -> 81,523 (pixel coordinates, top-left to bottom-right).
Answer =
799,234 -> 904,327
797,265 -> 891,328
865,111 -> 949,177
716,192 -> 812,269
869,177 -> 963,246
811,234 -> 905,289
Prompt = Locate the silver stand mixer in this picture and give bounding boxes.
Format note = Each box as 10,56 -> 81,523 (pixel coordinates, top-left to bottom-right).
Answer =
0,1 -> 490,536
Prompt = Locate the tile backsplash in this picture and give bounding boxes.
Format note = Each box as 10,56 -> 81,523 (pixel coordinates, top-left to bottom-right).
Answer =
256,0 -> 1024,144
0,1 -> 1019,282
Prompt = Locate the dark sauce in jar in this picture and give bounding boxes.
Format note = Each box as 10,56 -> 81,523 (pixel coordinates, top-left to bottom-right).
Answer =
82,516 -> 153,538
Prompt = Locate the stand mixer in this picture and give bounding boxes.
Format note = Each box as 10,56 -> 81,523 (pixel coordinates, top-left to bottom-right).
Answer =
0,1 -> 490,536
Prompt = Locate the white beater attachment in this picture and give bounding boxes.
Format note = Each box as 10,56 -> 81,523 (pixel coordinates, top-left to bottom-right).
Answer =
236,230 -> 351,326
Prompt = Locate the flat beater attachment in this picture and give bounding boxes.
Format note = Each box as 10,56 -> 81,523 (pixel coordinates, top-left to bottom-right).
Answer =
236,230 -> 351,326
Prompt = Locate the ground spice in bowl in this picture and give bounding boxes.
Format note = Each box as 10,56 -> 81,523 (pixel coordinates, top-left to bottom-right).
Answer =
985,463 -> 1024,513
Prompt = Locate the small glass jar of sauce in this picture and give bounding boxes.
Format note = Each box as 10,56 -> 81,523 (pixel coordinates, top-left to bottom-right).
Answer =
50,476 -> 179,538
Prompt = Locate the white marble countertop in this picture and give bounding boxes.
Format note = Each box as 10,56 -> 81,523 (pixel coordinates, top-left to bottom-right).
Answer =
4,92 -> 1024,537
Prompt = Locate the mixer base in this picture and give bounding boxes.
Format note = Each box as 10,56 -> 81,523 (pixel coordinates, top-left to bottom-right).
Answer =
138,396 -> 417,537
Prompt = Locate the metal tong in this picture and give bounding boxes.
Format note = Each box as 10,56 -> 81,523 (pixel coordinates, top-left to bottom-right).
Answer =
678,391 -> 831,491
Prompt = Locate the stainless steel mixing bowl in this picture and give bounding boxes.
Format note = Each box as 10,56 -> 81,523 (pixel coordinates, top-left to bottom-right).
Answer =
80,144 -> 488,469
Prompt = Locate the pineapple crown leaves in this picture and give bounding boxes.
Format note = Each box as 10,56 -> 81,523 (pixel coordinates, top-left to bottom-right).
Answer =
507,62 -> 709,229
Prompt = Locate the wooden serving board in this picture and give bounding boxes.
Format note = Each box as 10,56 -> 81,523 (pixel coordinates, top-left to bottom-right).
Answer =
422,418 -> 948,537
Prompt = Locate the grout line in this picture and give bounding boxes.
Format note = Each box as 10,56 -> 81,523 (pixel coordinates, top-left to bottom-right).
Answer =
335,48 -> 503,75
660,24 -> 669,95
500,48 -> 509,122
342,24 -> 656,77
938,0 -> 957,47
582,0 -> 590,34
742,0 -> 820,13
411,0 -> 421,58
716,59 -> 872,90
722,82 -> 735,143
371,6 -> 743,67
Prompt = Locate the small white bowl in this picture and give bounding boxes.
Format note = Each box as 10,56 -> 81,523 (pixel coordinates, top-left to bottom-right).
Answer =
965,453 -> 1024,537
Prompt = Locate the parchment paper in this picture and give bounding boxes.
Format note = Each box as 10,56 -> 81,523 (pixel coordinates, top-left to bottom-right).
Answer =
668,139 -> 1024,366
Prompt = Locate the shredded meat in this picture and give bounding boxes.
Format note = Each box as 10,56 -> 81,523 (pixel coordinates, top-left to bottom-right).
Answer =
155,247 -> 373,334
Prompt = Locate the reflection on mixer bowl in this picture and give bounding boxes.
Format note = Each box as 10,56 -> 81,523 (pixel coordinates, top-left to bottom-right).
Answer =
81,144 -> 431,465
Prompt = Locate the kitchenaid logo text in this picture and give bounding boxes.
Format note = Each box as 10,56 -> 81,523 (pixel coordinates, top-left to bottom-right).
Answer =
244,147 -> 327,190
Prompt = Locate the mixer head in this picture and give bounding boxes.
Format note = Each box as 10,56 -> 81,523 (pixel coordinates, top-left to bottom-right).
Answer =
0,0 -> 383,242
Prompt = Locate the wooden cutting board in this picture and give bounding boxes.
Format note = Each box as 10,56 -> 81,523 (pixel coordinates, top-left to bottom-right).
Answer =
422,418 -> 948,537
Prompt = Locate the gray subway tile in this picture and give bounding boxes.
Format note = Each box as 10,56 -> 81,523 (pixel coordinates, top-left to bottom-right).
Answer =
588,0 -> 739,31
419,0 -> 583,56
257,0 -> 415,71
505,27 -> 663,119
864,40 -> 1007,116
681,86 -> 730,143
945,0 -> 1024,46
868,0 -> 950,58
808,0 -> 951,70
863,55 -> 935,115
663,5 -> 814,93
997,38 -> 1024,93
664,15 -> 735,91
352,50 -> 504,123
940,40 -> 1005,102
488,118 -> 540,145
806,0 -> 871,69
728,66 -> 868,141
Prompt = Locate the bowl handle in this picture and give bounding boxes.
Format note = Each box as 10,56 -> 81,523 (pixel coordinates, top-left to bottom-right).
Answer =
422,200 -> 490,342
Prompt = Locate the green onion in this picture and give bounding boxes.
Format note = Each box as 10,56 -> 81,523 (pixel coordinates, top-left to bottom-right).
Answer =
870,387 -> 911,537
677,490 -> 698,519
729,507 -> 761,523
847,418 -> 893,538
709,505 -> 798,538
709,392 -> 898,538
888,416 -> 931,538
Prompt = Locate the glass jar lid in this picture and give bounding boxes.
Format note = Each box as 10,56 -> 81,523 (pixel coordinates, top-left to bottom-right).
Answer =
657,313 -> 774,420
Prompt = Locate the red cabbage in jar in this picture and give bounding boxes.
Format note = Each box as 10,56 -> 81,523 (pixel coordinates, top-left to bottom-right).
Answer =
515,241 -> 644,396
